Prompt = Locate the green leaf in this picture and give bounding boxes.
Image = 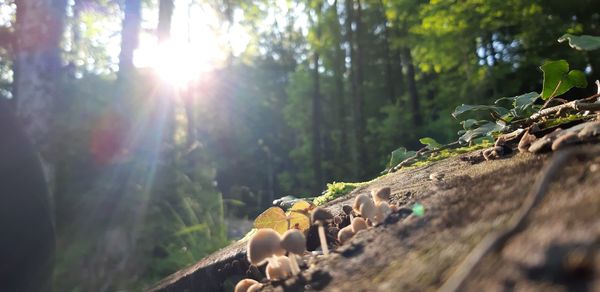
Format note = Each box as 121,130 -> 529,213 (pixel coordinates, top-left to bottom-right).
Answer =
540,60 -> 588,100
513,92 -> 540,111
419,137 -> 442,150
558,34 -> 600,51
460,119 -> 489,130
452,104 -> 509,119
387,147 -> 417,169
458,121 -> 505,144
495,92 -> 540,118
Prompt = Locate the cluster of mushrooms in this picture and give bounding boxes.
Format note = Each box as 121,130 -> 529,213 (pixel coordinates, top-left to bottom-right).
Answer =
234,187 -> 397,292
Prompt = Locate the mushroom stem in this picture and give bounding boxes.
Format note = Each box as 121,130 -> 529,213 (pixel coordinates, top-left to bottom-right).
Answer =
317,223 -> 329,255
288,254 -> 300,275
269,255 -> 280,268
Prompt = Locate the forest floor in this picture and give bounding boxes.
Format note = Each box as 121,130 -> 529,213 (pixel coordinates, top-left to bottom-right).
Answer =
151,141 -> 600,292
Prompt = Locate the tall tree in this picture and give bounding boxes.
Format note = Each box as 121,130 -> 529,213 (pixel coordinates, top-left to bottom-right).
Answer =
310,0 -> 324,192
14,0 -> 66,153
353,0 -> 368,178
401,47 -> 421,127
117,0 -> 141,82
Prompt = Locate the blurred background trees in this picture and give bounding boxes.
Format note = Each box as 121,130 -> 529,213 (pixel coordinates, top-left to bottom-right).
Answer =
1,0 -> 599,290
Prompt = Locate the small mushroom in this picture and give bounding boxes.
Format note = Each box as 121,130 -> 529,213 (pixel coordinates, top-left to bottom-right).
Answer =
371,187 -> 391,204
337,225 -> 355,244
235,279 -> 260,292
351,217 -> 368,233
247,228 -> 285,268
374,201 -> 392,224
247,283 -> 263,292
265,255 -> 292,281
281,229 -> 306,275
342,204 -> 353,216
358,198 -> 377,221
311,207 -> 333,256
352,194 -> 371,214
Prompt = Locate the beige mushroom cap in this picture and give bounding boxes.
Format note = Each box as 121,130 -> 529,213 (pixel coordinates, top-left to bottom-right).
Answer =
371,187 -> 391,204
235,279 -> 260,292
265,256 -> 293,280
281,229 -> 306,255
352,194 -> 371,213
337,225 -> 355,244
247,228 -> 284,266
359,198 -> 377,220
247,283 -> 263,292
374,201 -> 392,224
351,217 -> 368,233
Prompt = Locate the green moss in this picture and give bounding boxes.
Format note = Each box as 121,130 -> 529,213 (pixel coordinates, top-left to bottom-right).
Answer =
408,141 -> 492,168
542,114 -> 586,128
313,181 -> 368,206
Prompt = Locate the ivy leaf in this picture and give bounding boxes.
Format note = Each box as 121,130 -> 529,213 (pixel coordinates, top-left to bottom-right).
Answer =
458,121 -> 505,144
513,92 -> 540,111
460,119 -> 489,130
419,137 -> 441,150
558,34 -> 600,51
540,60 -> 587,100
253,203 -> 311,235
452,104 -> 509,119
386,147 -> 417,170
286,201 -> 312,230
254,207 -> 289,234
495,92 -> 540,118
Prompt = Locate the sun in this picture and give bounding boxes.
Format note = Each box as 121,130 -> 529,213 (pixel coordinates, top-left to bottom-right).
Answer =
134,37 -> 222,87
131,1 -> 250,87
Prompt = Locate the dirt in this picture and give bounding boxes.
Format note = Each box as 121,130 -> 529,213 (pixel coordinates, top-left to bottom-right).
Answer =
151,143 -> 600,292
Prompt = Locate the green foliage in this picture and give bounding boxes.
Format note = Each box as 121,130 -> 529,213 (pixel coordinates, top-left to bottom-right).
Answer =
419,137 -> 442,150
452,104 -> 509,119
558,34 -> 600,51
540,60 -> 587,100
459,121 -> 505,144
495,92 -> 540,117
384,147 -> 417,172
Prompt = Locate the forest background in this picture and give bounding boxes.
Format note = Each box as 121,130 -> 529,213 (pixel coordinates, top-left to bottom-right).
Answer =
1,0 -> 600,290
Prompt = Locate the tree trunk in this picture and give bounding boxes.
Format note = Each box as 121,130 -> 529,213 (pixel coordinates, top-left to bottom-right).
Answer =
14,0 -> 66,154
379,0 -> 396,104
117,0 -> 141,81
401,47 -> 422,127
332,0 -> 348,178
158,0 -> 174,43
311,2 -> 324,192
354,0 -> 368,178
